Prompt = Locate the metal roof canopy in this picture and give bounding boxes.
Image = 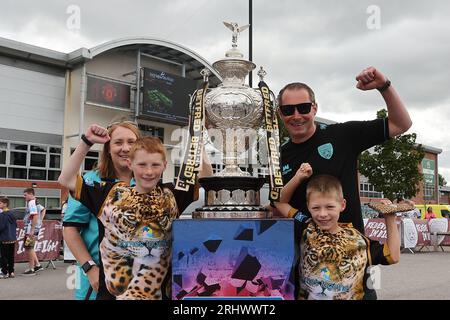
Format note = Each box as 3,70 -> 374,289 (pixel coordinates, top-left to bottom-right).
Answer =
0,36 -> 221,84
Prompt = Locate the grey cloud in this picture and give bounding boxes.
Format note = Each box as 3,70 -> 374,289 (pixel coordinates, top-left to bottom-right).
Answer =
1,0 -> 450,178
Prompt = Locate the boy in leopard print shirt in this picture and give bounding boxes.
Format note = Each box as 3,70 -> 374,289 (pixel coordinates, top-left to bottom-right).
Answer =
275,164 -> 400,300
59,124 -> 211,299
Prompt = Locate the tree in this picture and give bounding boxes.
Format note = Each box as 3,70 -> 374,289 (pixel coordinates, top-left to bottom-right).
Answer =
358,109 -> 425,201
438,173 -> 447,187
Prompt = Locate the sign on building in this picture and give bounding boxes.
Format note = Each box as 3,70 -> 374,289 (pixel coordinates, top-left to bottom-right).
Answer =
422,159 -> 435,185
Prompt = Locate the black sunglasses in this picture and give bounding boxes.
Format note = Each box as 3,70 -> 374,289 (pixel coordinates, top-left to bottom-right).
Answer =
279,102 -> 314,116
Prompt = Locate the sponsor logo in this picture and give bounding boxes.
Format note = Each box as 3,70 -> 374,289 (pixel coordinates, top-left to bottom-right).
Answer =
282,164 -> 292,175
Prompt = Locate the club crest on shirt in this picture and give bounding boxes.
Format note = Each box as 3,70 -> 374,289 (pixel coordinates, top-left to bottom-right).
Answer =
318,143 -> 333,160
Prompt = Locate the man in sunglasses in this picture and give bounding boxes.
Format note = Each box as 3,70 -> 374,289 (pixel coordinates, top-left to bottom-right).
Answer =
277,66 -> 411,298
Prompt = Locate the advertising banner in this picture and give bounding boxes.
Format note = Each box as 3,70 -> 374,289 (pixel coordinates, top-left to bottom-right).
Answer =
363,218 -> 401,243
15,220 -> 63,262
365,218 -> 435,248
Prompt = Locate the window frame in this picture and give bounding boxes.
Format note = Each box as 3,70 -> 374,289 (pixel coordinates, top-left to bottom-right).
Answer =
0,140 -> 63,182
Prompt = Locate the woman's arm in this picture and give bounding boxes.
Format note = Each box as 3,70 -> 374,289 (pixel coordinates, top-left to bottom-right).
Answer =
58,125 -> 110,192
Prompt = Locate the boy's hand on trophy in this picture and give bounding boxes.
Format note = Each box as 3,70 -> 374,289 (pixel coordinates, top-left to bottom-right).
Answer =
355,66 -> 387,91
295,163 -> 312,181
85,124 -> 110,145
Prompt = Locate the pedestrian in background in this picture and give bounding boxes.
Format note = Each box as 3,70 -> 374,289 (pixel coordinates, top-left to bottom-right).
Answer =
425,207 -> 436,220
22,188 -> 45,276
0,197 -> 17,279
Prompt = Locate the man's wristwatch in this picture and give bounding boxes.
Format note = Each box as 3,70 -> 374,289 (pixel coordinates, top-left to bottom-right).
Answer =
81,260 -> 96,274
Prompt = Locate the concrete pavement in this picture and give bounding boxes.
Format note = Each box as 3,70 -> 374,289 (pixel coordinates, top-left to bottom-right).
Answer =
1,247 -> 449,300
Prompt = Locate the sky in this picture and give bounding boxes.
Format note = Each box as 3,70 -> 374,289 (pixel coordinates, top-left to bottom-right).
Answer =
1,0 -> 450,182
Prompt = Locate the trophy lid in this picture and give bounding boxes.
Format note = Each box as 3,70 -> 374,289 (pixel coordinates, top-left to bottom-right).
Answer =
213,22 -> 256,85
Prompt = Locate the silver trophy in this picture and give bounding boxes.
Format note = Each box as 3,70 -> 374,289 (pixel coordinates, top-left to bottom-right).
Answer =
193,22 -> 276,219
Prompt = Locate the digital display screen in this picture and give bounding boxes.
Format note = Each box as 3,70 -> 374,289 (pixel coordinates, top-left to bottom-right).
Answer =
141,68 -> 197,125
86,76 -> 131,109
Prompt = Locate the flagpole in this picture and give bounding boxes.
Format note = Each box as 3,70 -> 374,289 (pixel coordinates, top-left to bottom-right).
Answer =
249,0 -> 253,88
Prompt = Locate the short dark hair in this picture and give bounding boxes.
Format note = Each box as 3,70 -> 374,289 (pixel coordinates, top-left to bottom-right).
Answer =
23,188 -> 35,195
277,82 -> 316,106
0,197 -> 9,207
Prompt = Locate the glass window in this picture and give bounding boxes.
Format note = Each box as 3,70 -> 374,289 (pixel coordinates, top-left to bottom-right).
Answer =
71,148 -> 99,173
47,170 -> 61,181
9,197 -> 25,209
424,184 -> 435,200
29,169 -> 47,180
11,144 -> 27,151
35,198 -> 46,208
46,198 -> 60,209
87,151 -> 99,157
49,154 -> 60,168
84,158 -> 97,171
138,124 -> 164,142
30,145 -> 47,152
10,152 -> 27,166
30,153 -> 46,167
360,183 -> 383,198
8,168 -> 27,179
2,141 -> 62,181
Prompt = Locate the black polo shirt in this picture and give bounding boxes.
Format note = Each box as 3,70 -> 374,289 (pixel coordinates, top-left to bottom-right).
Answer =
281,118 -> 389,233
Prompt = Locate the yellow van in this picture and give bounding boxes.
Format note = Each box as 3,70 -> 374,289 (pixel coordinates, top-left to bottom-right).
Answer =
415,204 -> 450,219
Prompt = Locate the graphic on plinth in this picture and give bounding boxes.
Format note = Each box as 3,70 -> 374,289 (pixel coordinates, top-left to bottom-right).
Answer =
172,219 -> 295,300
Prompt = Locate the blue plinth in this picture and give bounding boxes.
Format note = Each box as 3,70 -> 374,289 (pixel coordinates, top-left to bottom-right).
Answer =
172,219 -> 295,300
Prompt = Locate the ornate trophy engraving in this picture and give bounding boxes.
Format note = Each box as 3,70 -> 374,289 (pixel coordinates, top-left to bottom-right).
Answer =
177,22 -> 282,219
205,23 -> 261,177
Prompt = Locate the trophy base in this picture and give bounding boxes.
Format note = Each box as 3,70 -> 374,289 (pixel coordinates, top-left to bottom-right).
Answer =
193,208 -> 272,219
199,176 -> 266,192
195,176 -> 270,219
216,165 -> 251,177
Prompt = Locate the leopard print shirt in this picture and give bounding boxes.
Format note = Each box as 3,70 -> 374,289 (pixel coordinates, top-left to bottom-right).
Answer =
98,185 -> 179,300
299,222 -> 372,300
